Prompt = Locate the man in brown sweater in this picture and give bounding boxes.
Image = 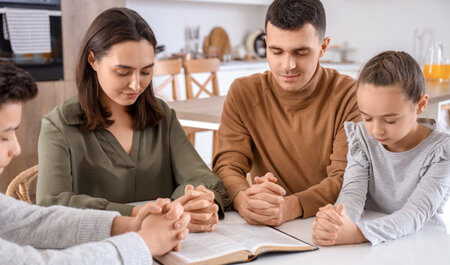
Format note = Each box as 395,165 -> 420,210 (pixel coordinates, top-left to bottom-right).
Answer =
213,0 -> 360,226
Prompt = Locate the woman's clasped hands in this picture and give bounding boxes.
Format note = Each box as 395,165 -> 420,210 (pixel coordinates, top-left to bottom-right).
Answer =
177,184 -> 219,232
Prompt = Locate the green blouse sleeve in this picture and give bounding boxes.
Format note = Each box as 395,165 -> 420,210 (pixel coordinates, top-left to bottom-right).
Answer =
165,104 -> 232,217
36,117 -> 133,216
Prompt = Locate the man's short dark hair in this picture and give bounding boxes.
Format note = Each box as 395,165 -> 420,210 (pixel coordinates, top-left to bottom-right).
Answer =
358,51 -> 425,103
0,61 -> 37,107
265,0 -> 326,39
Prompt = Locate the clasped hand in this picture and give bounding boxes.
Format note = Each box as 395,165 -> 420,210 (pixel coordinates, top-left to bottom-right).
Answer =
176,184 -> 219,232
127,198 -> 190,256
235,173 -> 292,226
312,203 -> 366,246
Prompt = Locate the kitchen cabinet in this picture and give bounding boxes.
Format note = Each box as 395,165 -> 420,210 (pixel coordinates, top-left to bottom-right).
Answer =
217,61 -> 360,94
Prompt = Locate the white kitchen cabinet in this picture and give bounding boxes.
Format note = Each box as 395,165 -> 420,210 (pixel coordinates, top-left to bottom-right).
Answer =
217,61 -> 360,95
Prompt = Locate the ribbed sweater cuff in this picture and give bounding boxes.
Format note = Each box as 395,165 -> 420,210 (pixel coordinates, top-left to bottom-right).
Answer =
107,232 -> 153,265
211,190 -> 225,219
77,209 -> 120,244
295,191 -> 315,218
356,221 -> 379,246
228,184 -> 249,201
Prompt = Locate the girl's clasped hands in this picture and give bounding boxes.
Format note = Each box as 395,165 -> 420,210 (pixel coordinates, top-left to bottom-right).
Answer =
312,204 -> 367,246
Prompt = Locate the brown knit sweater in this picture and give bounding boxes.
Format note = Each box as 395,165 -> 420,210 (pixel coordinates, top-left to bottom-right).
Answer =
213,66 -> 360,218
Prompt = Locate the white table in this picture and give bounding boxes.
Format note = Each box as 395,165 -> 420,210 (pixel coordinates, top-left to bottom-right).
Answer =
167,96 -> 224,131
243,211 -> 450,265
129,198 -> 450,265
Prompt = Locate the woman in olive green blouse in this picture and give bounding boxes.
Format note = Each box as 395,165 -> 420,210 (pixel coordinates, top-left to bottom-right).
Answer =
36,8 -> 231,232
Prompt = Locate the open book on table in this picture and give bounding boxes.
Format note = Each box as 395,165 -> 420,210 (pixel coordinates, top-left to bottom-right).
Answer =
155,220 -> 317,265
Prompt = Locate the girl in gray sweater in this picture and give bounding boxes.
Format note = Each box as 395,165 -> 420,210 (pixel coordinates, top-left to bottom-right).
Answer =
0,61 -> 190,264
312,51 -> 450,246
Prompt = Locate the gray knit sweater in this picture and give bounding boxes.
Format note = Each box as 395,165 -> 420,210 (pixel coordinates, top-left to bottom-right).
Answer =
336,120 -> 450,246
0,193 -> 152,264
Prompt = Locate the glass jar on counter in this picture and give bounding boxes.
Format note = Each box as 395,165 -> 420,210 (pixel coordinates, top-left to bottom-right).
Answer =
424,42 -> 449,82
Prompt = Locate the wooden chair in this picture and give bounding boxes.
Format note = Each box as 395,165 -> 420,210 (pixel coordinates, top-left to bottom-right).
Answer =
153,59 -> 182,102
6,165 -> 38,204
183,58 -> 221,158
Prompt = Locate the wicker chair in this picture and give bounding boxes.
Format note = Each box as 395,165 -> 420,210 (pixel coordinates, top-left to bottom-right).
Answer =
6,165 -> 38,204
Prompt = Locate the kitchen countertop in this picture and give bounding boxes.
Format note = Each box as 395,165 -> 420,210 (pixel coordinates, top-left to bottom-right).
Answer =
426,80 -> 450,104
219,59 -> 362,72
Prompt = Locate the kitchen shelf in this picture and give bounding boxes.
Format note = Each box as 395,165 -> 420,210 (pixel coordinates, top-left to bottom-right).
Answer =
171,0 -> 271,6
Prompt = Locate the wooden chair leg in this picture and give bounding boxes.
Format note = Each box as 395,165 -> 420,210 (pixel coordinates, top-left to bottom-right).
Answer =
188,132 -> 195,146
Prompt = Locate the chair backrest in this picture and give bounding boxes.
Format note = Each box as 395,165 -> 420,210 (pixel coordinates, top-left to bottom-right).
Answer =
6,165 -> 38,204
153,59 -> 182,102
183,58 -> 220,99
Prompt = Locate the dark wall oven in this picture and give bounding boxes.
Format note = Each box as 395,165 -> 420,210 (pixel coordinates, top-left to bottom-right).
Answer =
0,0 -> 62,81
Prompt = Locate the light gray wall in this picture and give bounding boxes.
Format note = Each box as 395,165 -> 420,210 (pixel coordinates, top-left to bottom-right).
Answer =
128,0 -> 450,65
321,0 -> 450,64
127,0 -> 267,55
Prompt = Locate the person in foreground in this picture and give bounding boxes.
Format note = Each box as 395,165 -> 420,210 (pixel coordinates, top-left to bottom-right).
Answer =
36,7 -> 230,232
312,51 -> 450,246
213,0 -> 359,226
0,61 -> 190,264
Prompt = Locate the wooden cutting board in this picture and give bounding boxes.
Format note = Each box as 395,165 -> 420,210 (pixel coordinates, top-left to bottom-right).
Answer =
203,27 -> 231,61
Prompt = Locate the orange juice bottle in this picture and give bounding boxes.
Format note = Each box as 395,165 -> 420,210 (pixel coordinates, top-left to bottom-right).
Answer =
423,64 -> 441,80
424,42 -> 443,81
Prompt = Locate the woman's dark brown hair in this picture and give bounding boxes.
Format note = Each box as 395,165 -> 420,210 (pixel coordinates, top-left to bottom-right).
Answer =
358,51 -> 425,103
76,7 -> 164,131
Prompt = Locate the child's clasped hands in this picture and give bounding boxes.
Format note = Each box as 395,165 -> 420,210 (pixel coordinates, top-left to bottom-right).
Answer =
312,204 -> 367,246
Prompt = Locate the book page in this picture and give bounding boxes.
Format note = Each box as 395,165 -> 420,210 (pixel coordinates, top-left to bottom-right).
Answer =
162,222 -> 311,264
213,224 -> 311,253
165,225 -> 249,263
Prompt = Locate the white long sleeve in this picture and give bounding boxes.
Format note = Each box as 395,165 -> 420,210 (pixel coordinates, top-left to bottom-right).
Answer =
336,121 -> 450,245
0,194 -> 152,264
